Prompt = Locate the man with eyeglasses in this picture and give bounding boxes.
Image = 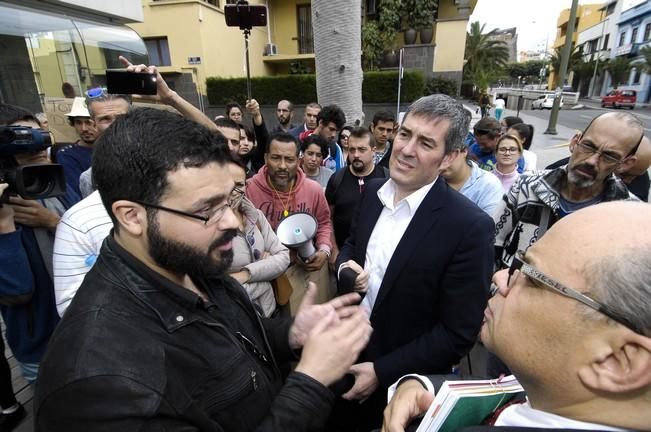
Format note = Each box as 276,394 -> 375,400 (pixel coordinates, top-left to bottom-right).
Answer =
271,99 -> 296,134
78,56 -> 220,198
36,108 -> 372,431
54,57 -> 224,315
383,201 -> 651,431
493,112 -> 643,271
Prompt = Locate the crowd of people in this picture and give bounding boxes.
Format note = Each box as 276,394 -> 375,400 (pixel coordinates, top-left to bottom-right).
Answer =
0,59 -> 649,432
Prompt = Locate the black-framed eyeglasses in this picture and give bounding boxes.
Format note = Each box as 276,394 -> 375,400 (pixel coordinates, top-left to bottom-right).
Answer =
506,251 -> 642,335
497,147 -> 520,154
132,187 -> 244,227
575,140 -> 623,166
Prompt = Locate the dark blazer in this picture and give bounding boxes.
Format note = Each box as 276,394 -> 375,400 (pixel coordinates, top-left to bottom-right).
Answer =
337,177 -> 495,388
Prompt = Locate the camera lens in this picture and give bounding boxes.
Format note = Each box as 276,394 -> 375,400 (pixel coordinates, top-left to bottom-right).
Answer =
21,167 -> 53,197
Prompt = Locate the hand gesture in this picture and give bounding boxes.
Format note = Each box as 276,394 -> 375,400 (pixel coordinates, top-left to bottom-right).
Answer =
118,56 -> 175,104
294,309 -> 372,387
288,282 -> 364,349
342,362 -> 379,402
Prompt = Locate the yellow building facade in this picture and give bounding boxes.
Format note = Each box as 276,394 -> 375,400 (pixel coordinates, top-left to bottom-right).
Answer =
127,0 -> 477,103
548,2 -> 603,88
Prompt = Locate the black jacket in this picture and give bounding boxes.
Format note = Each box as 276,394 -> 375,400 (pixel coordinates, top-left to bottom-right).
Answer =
35,235 -> 333,431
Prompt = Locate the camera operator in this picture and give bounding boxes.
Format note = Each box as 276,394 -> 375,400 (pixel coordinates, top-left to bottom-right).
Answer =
0,104 -> 76,392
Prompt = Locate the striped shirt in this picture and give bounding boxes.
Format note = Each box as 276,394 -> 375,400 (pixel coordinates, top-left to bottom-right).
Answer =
53,191 -> 112,316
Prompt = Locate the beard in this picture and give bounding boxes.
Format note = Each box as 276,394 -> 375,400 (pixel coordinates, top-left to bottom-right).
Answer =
567,163 -> 598,188
270,170 -> 292,189
351,159 -> 367,174
147,213 -> 236,279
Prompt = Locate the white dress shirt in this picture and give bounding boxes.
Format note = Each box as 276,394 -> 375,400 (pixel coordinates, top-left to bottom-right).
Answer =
497,401 -> 626,430
361,177 -> 437,314
388,375 -> 627,431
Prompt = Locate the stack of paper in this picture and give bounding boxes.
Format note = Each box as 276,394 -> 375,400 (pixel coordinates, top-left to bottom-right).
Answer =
415,375 -> 525,432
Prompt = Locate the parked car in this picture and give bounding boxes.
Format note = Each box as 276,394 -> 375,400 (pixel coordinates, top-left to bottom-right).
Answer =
532,94 -> 563,110
601,90 -> 636,109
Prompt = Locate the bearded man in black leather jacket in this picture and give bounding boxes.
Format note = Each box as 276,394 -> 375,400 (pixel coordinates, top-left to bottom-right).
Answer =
34,108 -> 372,432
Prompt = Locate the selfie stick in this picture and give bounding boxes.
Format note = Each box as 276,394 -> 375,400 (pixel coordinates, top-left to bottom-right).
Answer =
244,28 -> 252,101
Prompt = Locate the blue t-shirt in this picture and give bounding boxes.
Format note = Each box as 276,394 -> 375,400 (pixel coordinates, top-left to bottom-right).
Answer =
56,144 -> 92,199
558,193 -> 603,218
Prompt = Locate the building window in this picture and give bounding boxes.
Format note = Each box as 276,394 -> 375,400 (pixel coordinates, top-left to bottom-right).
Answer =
619,31 -> 626,47
366,0 -> 377,15
204,0 -> 218,6
296,5 -> 314,54
633,68 -> 642,85
589,39 -> 598,53
144,37 -> 171,66
631,27 -> 639,44
644,23 -> 651,41
603,33 -> 609,50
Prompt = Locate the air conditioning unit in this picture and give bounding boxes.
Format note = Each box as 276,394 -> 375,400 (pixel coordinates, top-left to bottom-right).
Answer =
264,43 -> 278,56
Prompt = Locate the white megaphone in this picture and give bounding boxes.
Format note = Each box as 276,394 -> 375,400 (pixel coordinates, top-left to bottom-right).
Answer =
275,212 -> 317,260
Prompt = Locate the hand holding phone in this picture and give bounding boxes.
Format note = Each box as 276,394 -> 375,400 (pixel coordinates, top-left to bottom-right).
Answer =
106,69 -> 157,95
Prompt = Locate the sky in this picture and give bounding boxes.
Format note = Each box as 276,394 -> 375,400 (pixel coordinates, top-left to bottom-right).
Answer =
469,0 -> 647,54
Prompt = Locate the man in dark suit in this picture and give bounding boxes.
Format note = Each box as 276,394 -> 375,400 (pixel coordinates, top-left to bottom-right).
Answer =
384,201 -> 651,431
330,94 -> 495,431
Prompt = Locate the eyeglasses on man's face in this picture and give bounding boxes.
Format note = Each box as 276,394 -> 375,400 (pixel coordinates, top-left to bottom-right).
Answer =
575,140 -> 624,166
133,187 -> 244,227
504,251 -> 643,335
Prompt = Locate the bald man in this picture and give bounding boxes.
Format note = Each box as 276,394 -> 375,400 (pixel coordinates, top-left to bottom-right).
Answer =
384,201 -> 651,432
617,135 -> 651,201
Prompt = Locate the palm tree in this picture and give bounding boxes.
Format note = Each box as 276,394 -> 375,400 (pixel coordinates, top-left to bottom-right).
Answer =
463,22 -> 509,93
548,46 -> 583,88
311,0 -> 363,125
639,45 -> 651,74
605,56 -> 633,89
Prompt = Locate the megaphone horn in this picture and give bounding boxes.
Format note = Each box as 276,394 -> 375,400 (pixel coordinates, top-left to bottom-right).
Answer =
275,212 -> 317,260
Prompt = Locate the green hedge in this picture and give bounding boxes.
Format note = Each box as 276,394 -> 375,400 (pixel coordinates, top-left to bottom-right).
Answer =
206,71 -> 425,105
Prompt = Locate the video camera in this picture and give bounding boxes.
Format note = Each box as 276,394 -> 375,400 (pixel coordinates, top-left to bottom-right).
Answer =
0,126 -> 65,201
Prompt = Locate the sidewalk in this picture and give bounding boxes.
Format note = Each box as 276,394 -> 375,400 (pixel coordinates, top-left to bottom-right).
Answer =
463,102 -> 574,168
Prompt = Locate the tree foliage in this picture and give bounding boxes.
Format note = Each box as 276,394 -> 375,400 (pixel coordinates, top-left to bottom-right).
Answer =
548,46 -> 583,87
505,60 -> 547,81
639,45 -> 651,74
605,56 -> 633,89
402,0 -> 438,29
378,0 -> 401,49
362,21 -> 384,71
463,21 -> 509,92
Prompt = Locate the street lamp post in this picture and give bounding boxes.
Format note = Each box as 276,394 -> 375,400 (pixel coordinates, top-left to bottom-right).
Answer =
545,0 -> 579,135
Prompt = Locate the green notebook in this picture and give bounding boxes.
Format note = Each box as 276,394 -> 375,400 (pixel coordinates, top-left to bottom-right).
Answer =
415,375 -> 525,432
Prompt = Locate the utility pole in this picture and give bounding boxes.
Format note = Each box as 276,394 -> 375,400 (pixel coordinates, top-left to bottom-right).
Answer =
588,8 -> 608,97
545,0 -> 579,135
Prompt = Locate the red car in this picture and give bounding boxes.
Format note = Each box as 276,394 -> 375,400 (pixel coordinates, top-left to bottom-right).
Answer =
601,90 -> 637,109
